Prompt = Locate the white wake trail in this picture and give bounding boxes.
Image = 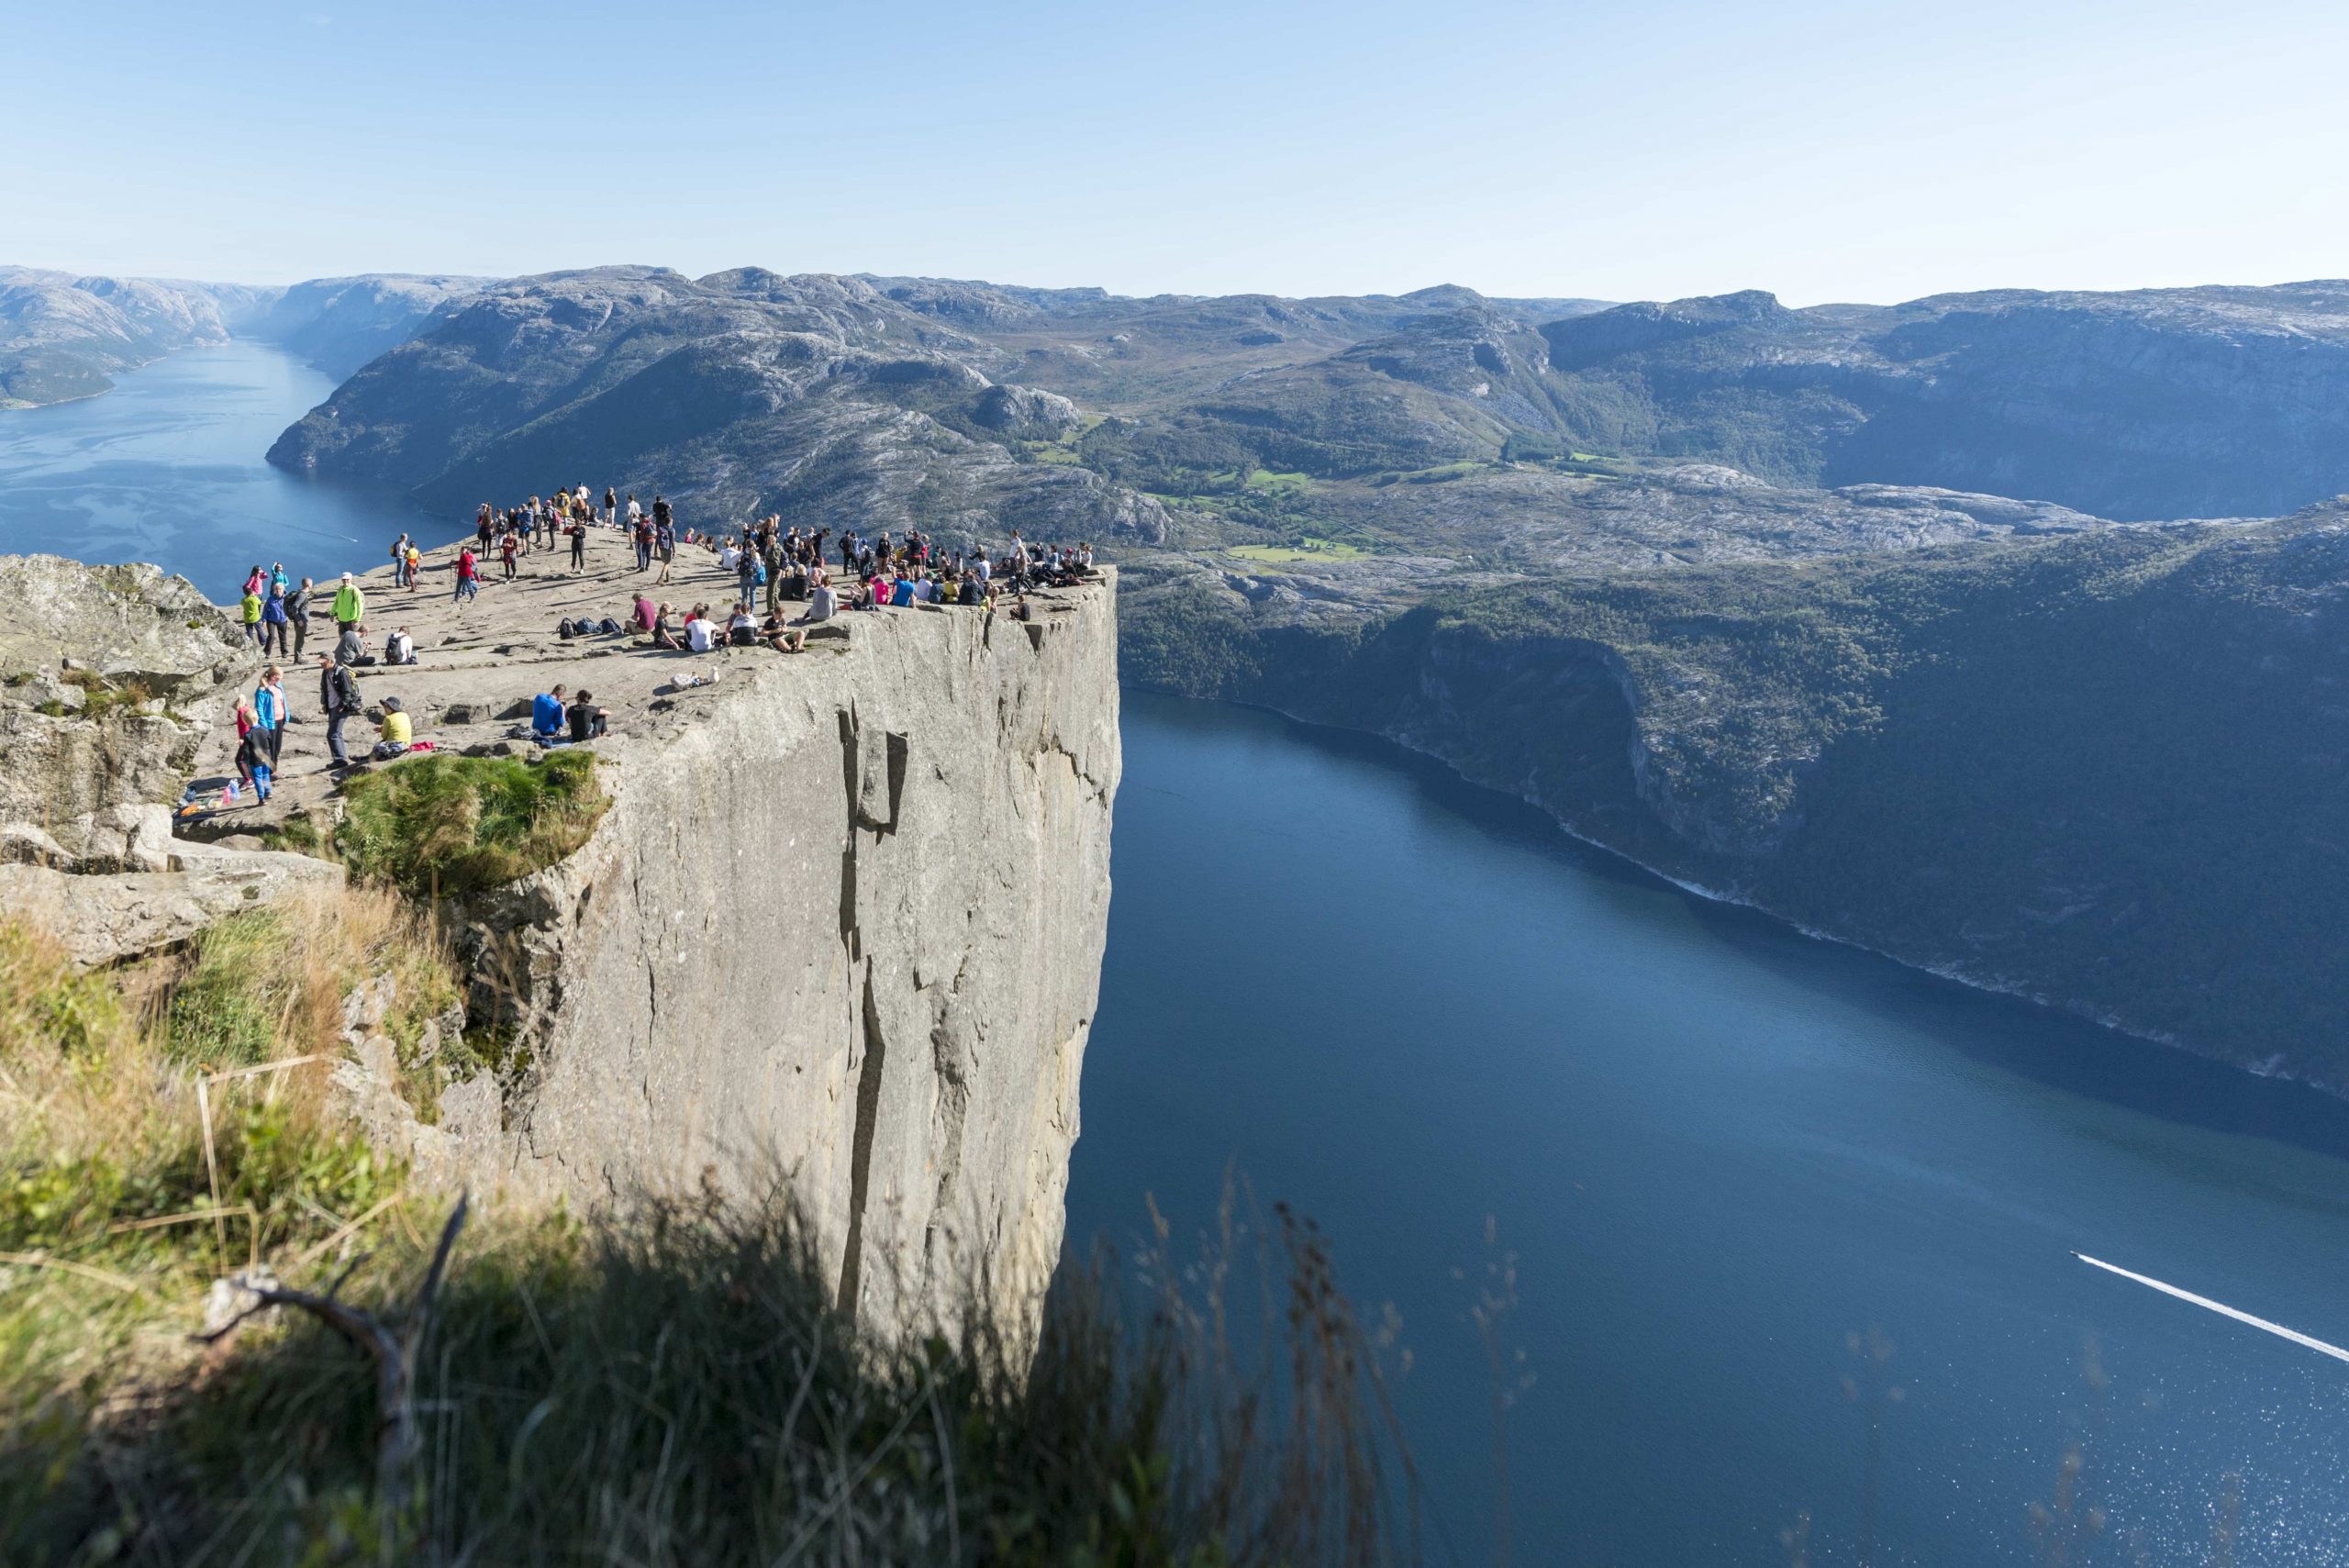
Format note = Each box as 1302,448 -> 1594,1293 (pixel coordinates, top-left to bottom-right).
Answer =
2074,1252 -> 2349,1365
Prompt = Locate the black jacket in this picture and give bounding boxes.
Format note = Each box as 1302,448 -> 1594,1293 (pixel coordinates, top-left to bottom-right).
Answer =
320,664 -> 361,715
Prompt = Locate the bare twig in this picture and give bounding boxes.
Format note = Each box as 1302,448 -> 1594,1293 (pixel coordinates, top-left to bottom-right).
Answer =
194,1193 -> 470,1518
0,1251 -> 141,1293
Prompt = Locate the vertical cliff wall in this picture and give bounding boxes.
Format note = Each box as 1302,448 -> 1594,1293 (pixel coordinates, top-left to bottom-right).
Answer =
447,581 -> 1119,1338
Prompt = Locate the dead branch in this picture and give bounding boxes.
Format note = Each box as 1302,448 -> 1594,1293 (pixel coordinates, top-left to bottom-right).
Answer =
195,1193 -> 470,1510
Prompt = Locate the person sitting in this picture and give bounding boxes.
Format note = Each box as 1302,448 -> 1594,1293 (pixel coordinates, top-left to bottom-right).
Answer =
760,610 -> 807,653
630,593 -> 657,635
566,689 -> 608,742
373,696 -> 413,760
891,575 -> 916,607
641,602 -> 685,651
684,605 -> 718,653
336,623 -> 373,666
532,684 -> 569,743
384,627 -> 417,665
726,603 -> 760,646
801,575 -> 838,624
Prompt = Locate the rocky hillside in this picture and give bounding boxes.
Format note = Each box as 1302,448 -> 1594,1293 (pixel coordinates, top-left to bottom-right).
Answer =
1536,283 -> 2349,519
269,267 -> 1171,547
225,272 -> 484,378
0,267 -> 239,408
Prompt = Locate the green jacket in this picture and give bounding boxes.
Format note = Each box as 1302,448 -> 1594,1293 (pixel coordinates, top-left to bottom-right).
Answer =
331,584 -> 364,624
239,593 -> 262,625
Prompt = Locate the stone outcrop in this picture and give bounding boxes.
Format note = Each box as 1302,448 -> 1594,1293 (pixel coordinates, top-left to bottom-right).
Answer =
0,554 -> 251,864
445,578 -> 1119,1340
0,842 -> 344,968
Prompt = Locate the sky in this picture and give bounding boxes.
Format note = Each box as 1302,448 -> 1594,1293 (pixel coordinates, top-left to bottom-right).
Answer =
8,0 -> 2347,306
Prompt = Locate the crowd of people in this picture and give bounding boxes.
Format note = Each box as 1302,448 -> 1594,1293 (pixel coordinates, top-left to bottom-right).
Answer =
209,481 -> 1103,801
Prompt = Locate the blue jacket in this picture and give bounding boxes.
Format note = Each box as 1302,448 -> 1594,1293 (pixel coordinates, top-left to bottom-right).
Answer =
254,684 -> 285,729
532,692 -> 565,737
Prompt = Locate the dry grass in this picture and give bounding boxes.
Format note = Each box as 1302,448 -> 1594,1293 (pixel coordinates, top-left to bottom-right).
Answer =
0,886 -> 461,1483
3,894 -> 1418,1567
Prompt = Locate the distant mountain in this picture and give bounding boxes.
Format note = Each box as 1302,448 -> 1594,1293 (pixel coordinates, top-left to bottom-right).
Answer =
228,272 -> 486,379
1538,283 -> 2349,520
268,266 -> 1170,544
0,268 -> 235,408
0,266 -> 484,409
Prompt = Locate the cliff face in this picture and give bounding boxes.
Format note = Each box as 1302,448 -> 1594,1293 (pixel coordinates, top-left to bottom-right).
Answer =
444,580 -> 1120,1339
1121,517 -> 2349,1090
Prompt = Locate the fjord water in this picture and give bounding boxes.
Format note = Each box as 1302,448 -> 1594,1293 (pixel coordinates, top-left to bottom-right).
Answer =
6,350 -> 2346,1566
0,340 -> 428,600
1071,695 -> 2349,1567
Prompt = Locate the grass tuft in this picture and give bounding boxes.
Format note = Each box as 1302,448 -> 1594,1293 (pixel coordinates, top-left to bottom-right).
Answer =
335,751 -> 606,898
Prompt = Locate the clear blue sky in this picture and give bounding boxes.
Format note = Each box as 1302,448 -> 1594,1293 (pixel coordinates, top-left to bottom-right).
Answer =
11,0 -> 2346,306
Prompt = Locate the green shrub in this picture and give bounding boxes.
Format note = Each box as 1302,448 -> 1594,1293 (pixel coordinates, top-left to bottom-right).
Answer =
336,751 -> 605,898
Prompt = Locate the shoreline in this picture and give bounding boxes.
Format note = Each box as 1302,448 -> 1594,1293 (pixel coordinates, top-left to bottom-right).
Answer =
1193,686 -> 2349,1107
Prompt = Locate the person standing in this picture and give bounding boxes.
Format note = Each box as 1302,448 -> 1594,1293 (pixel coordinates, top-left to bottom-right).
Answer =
239,584 -> 264,648
253,666 -> 286,770
455,546 -> 480,604
656,517 -> 676,584
390,532 -> 412,588
285,576 -> 314,660
405,541 -> 422,592
317,653 -> 360,772
501,529 -> 519,581
569,517 -> 587,573
260,580 -> 290,656
603,485 -> 617,526
634,515 -> 653,573
331,573 -> 365,635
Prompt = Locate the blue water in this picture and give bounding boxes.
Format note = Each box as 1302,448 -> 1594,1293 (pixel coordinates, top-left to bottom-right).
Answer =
0,340 -> 432,600
8,347 -> 2347,1566
1069,695 -> 2349,1567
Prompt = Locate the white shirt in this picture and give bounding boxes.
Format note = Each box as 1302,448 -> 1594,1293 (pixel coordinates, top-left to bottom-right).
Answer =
627,501 -> 642,522
685,617 -> 716,652
719,547 -> 741,571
